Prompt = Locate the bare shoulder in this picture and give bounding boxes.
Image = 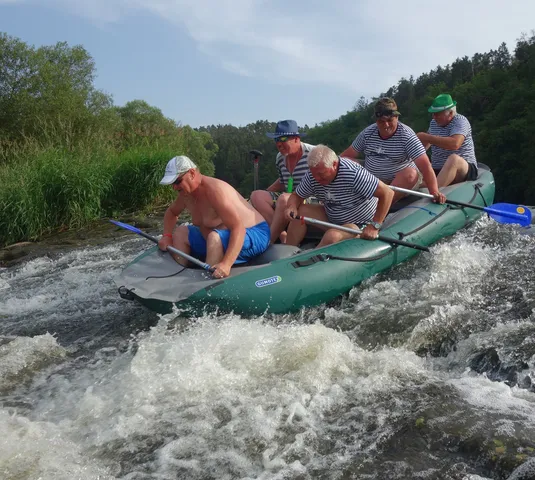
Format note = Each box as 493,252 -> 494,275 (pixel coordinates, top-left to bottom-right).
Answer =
203,176 -> 239,198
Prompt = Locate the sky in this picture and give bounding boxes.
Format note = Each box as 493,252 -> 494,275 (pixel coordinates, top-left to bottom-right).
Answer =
1,1 -> 534,129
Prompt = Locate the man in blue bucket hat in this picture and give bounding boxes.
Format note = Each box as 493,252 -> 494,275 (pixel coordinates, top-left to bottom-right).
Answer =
417,94 -> 478,187
250,120 -> 316,244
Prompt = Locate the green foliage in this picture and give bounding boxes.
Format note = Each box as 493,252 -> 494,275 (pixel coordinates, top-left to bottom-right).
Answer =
198,120 -> 287,196
308,33 -> 535,204
0,146 -> 210,246
0,32 -> 216,247
0,33 -> 111,149
3,29 -> 535,247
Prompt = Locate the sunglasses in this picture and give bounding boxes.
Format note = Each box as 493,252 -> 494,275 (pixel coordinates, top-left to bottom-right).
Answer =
173,173 -> 187,186
374,109 -> 398,118
274,136 -> 292,143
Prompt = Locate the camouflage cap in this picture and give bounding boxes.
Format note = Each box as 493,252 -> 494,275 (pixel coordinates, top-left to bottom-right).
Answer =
373,97 -> 401,118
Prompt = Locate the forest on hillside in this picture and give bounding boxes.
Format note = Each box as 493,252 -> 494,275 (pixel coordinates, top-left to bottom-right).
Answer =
1,30 -> 535,247
203,34 -> 535,205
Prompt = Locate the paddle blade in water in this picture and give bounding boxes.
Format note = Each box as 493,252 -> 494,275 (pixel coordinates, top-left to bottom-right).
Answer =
486,203 -> 532,227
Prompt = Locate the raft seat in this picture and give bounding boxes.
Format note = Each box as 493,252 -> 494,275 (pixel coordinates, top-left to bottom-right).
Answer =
245,244 -> 301,266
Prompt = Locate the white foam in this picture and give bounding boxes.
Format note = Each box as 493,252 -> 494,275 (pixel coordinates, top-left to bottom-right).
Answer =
0,409 -> 114,479
0,334 -> 66,392
18,315 -> 435,479
450,374 -> 535,417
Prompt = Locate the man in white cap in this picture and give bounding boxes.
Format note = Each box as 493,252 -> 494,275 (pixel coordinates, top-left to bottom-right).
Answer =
158,156 -> 270,278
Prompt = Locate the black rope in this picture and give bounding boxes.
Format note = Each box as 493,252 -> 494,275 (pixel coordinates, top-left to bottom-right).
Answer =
146,266 -> 186,280
474,183 -> 489,207
291,248 -> 394,268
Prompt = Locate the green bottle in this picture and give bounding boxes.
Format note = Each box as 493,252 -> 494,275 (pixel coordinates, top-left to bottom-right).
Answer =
287,176 -> 294,193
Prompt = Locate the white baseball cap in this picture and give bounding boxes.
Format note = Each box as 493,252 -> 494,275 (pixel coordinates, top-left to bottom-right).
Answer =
160,156 -> 198,185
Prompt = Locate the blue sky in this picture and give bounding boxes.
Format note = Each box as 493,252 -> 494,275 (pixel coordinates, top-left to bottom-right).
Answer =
1,1 -> 535,128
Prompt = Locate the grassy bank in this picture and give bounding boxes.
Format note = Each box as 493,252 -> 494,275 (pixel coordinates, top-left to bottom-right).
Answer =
0,147 -> 180,248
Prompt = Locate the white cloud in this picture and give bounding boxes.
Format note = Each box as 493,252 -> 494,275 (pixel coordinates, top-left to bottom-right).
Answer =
14,0 -> 535,96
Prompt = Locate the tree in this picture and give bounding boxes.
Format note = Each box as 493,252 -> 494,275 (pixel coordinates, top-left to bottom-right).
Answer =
0,33 -> 113,148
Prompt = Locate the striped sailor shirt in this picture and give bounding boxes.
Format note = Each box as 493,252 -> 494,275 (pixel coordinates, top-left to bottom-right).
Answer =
276,142 -> 315,192
351,122 -> 426,183
295,157 -> 379,225
427,114 -> 477,169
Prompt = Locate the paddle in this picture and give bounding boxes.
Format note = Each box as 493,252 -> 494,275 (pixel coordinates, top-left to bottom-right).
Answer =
389,185 -> 532,227
290,214 -> 430,252
109,220 -> 215,272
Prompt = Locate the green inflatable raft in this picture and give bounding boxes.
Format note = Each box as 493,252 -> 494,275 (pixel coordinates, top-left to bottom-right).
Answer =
115,165 -> 496,316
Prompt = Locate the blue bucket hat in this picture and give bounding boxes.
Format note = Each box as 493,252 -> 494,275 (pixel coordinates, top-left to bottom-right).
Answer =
266,120 -> 306,139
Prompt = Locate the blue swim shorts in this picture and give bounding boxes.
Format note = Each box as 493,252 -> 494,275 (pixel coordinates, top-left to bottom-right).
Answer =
187,221 -> 271,264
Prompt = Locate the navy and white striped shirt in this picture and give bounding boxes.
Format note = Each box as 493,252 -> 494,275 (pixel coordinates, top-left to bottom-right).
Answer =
295,158 -> 379,225
428,114 -> 477,169
351,122 -> 426,182
276,142 -> 315,192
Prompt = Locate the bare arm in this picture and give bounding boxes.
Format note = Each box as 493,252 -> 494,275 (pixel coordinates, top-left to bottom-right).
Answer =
416,132 -> 431,150
206,186 -> 246,273
284,192 -> 305,221
339,145 -> 360,160
159,196 -> 186,250
417,132 -> 464,150
360,181 -> 394,240
414,154 -> 441,200
266,178 -> 284,192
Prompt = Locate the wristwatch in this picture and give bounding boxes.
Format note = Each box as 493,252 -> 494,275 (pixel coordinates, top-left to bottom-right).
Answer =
368,220 -> 382,230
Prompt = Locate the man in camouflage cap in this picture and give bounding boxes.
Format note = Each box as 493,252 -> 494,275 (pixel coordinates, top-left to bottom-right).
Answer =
340,97 -> 445,204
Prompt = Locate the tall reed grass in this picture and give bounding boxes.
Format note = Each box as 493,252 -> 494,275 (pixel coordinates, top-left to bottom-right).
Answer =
0,147 -> 179,247
0,116 -> 217,248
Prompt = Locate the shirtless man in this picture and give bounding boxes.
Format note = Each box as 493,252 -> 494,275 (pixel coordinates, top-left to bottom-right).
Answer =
158,156 -> 270,279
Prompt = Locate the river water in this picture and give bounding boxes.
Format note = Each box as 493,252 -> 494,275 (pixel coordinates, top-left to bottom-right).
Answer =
1,218 -> 534,480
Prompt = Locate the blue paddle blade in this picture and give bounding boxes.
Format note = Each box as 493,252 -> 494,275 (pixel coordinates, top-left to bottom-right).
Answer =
109,219 -> 143,234
485,203 -> 532,227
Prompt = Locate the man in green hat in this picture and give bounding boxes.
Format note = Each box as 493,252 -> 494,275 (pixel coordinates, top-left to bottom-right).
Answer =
417,94 -> 478,187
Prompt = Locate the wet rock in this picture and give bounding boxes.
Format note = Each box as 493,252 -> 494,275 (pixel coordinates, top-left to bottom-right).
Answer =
507,457 -> 535,480
469,347 -> 530,388
0,243 -> 33,266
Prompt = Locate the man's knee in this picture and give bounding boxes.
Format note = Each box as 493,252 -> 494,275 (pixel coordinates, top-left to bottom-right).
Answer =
274,193 -> 290,211
446,154 -> 466,167
206,230 -> 223,249
174,224 -> 189,244
321,229 -> 344,246
250,190 -> 266,208
396,167 -> 418,184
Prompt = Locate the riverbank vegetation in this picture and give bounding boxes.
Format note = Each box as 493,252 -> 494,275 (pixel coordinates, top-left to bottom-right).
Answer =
2,31 -> 535,248
0,33 -> 216,247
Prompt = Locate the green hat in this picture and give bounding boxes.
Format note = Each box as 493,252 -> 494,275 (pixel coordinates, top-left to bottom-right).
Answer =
428,94 -> 457,113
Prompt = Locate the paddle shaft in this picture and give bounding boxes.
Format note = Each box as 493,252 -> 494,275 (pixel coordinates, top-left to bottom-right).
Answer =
388,185 -> 528,222
110,220 -> 213,271
294,215 -> 429,252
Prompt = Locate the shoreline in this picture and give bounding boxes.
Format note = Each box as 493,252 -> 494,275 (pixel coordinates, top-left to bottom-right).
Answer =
0,209 -> 169,269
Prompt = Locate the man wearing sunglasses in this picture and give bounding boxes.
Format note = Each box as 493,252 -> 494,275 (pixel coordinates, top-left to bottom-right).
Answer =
416,94 -> 478,187
158,156 -> 270,279
339,98 -> 445,205
249,120 -> 316,244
